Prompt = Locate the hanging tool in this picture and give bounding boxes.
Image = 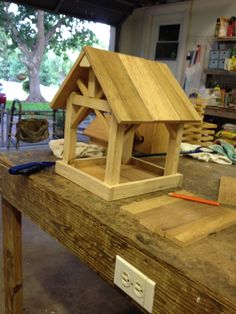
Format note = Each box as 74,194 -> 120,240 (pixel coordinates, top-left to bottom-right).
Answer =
9,161 -> 55,175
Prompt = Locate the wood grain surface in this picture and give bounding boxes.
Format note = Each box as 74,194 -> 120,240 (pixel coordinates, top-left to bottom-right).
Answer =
121,192 -> 236,246
218,176 -> 236,206
51,47 -> 200,123
0,150 -> 236,314
2,198 -> 23,314
84,47 -> 200,123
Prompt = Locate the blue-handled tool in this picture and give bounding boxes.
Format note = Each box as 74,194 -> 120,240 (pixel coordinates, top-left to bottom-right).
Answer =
9,161 -> 55,175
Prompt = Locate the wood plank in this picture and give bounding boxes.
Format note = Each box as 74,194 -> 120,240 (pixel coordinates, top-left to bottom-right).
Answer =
218,176 -> 236,206
63,96 -> 78,163
131,157 -> 164,176
200,136 -> 214,142
76,79 -> 88,96
79,163 -> 159,184
79,164 -> 106,181
84,47 -> 200,123
147,61 -> 200,122
201,142 -> 215,147
121,193 -> 236,247
96,89 -> 104,99
182,134 -> 202,140
83,115 -> 109,143
57,159 -> 182,201
86,48 -> 149,123
104,114 -> 126,185
111,174 -> 183,200
71,106 -> 91,129
167,209 -> 236,246
56,160 -> 111,200
121,195 -> 179,215
184,127 -> 202,133
2,198 -> 23,314
71,94 -> 111,113
135,123 -> 169,154
122,131 -> 135,164
119,164 -> 157,181
137,203 -> 201,235
202,122 -> 218,129
94,110 -> 110,133
122,124 -> 138,164
121,190 -> 194,215
71,157 -> 107,168
164,123 -> 184,175
88,68 -> 99,97
201,130 -> 215,135
79,55 -> 90,67
1,150 -> 236,313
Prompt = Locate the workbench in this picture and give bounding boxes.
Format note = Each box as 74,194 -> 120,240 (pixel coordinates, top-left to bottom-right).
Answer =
0,149 -> 236,314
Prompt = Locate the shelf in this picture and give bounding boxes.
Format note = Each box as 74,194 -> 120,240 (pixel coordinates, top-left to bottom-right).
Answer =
213,37 -> 236,42
205,106 -> 236,119
204,69 -> 236,76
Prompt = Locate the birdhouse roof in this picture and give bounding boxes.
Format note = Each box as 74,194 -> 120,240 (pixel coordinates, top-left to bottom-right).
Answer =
51,47 -> 200,123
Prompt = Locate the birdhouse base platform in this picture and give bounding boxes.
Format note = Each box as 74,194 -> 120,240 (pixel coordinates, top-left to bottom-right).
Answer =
56,157 -> 183,201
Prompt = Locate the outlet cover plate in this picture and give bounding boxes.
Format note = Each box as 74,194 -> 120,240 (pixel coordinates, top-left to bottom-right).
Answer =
114,255 -> 156,313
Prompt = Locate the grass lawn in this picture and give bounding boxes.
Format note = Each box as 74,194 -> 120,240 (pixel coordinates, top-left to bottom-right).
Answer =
6,100 -> 52,111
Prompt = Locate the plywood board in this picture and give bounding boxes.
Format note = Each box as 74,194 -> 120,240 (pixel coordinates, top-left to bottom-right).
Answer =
121,191 -> 236,247
218,176 -> 236,206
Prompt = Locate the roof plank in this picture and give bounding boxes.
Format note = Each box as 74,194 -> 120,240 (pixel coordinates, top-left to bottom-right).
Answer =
51,47 -> 201,123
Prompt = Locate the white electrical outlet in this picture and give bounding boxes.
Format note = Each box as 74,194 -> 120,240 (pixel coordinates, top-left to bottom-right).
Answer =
114,255 -> 156,313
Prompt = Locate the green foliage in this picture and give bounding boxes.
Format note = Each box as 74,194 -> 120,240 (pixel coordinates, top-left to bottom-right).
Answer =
0,28 -> 26,81
22,79 -> 30,93
0,27 -> 9,78
0,2 -> 100,100
55,111 -> 65,128
7,53 -> 27,81
0,3 -> 99,55
40,51 -> 73,86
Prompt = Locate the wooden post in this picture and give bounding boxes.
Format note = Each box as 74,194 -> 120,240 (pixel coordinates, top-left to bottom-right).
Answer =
2,198 -> 23,314
63,95 -> 78,163
105,114 -> 126,185
88,68 -> 100,97
164,123 -> 184,176
122,124 -> 139,164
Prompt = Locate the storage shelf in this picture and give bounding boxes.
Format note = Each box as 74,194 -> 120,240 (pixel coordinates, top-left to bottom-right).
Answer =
205,37 -> 236,109
213,37 -> 236,42
204,69 -> 236,76
205,106 -> 236,119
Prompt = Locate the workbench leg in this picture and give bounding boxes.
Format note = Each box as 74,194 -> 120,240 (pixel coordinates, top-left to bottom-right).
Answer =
2,198 -> 23,314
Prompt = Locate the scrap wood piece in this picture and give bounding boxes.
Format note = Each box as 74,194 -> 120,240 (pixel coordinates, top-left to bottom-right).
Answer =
200,142 -> 215,147
218,176 -> 236,206
121,190 -> 236,247
166,209 -> 236,246
203,122 -> 218,129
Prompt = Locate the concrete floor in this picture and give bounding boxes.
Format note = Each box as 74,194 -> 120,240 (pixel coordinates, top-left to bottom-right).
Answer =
0,214 -> 142,314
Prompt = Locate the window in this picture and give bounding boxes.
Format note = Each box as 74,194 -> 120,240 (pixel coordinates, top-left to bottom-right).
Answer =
155,24 -> 180,61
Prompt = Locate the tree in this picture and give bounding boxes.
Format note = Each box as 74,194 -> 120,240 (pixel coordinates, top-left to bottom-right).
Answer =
0,3 -> 99,102
40,51 -> 73,87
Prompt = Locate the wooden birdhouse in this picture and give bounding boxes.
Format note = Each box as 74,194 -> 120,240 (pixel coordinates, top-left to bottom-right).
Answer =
51,47 -> 200,201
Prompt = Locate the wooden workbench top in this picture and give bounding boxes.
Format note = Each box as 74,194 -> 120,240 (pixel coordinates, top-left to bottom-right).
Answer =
0,149 -> 235,314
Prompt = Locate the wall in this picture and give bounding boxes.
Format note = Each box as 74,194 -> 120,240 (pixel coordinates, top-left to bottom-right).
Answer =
188,0 -> 236,49
119,0 -> 236,82
119,9 -> 148,56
